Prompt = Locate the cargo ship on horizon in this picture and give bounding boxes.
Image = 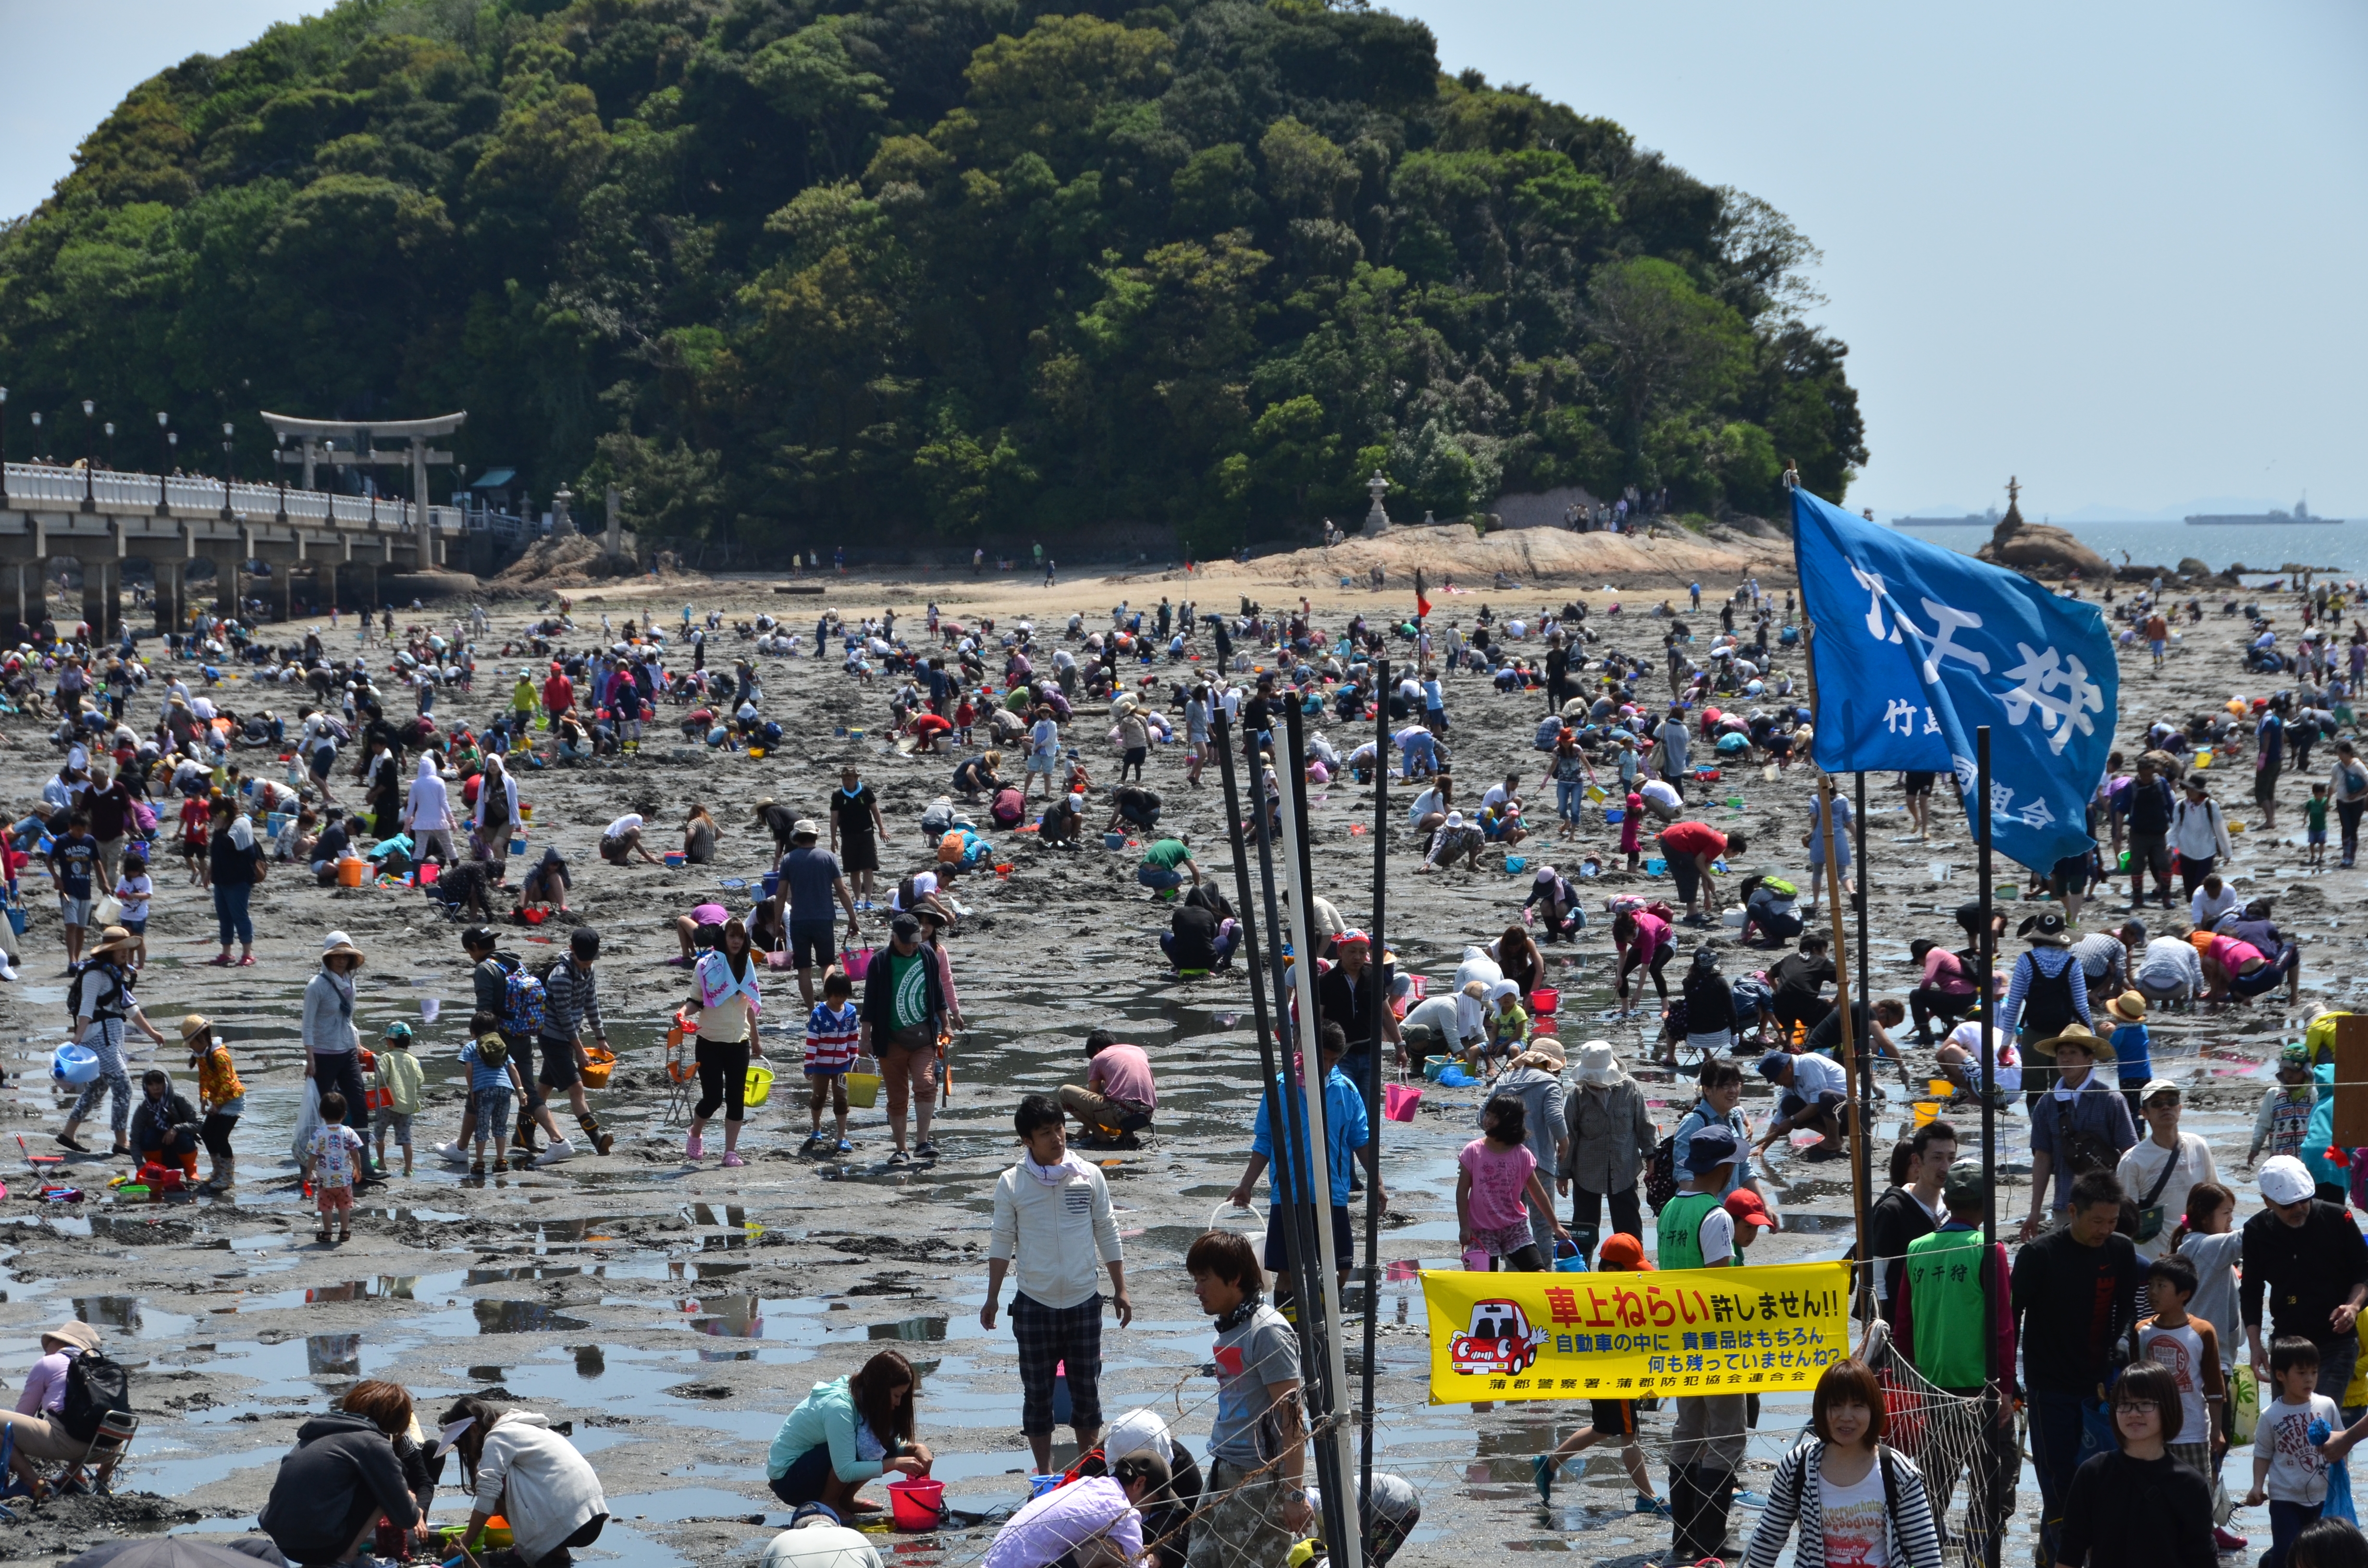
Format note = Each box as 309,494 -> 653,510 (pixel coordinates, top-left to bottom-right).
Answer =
2186,499 -> 2343,525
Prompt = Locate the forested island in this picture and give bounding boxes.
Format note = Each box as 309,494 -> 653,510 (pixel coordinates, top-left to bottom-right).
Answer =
0,0 -> 1867,556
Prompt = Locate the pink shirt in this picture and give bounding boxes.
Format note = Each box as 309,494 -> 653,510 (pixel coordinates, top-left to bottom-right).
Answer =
1460,1139 -> 1536,1231
2208,935 -> 2264,970
1087,1044 -> 1156,1109
18,1351 -> 72,1417
1630,911 -> 1672,958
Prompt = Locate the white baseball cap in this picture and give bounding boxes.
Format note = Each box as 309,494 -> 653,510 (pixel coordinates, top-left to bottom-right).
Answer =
2258,1155 -> 2315,1206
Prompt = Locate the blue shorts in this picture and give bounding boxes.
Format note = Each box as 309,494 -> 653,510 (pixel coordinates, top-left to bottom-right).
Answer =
2309,828 -> 2329,845
122,918 -> 148,936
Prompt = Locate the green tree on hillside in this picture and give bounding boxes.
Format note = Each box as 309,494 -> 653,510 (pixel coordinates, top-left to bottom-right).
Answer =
0,0 -> 1865,555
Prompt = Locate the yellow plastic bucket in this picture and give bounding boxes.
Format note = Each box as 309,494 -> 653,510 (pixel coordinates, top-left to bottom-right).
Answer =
744,1064 -> 775,1108
1911,1100 -> 1942,1127
1928,1078 -> 1955,1099
845,1072 -> 882,1109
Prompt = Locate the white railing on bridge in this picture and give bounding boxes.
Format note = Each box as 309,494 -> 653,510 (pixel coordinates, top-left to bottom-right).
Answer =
3,462 -> 459,533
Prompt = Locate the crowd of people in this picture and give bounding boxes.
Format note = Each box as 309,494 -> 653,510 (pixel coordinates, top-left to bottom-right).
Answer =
7,565 -> 2368,1568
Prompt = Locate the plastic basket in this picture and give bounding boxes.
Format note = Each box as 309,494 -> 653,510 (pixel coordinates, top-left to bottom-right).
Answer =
1504,855 -> 1527,874
580,1046 -> 615,1090
51,1045 -> 101,1086
1104,832 -> 1127,849
845,1071 -> 881,1109
744,1064 -> 775,1108
663,851 -> 686,868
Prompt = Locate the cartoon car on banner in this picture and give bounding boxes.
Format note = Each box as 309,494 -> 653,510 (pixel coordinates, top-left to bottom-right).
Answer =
1449,1298 -> 1551,1377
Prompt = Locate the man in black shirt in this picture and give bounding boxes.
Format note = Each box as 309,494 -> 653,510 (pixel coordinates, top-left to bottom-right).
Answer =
1766,933 -> 1836,1034
1316,931 -> 1398,1099
1867,1119 -> 1955,1322
2241,1153 -> 2368,1399
2011,1170 -> 2141,1565
2123,753 -> 2176,908
1161,901 -> 1235,973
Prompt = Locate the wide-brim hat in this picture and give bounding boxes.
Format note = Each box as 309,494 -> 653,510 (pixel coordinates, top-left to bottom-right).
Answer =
42,1322 -> 100,1354
2019,910 -> 2071,946
2035,1021 -> 2111,1061
321,930 -> 365,963
87,925 -> 136,957
177,1013 -> 212,1041
1573,1040 -> 1623,1086
2105,991 -> 2146,1024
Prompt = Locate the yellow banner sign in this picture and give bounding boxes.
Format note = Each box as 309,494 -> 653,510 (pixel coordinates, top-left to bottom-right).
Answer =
1420,1262 -> 1853,1405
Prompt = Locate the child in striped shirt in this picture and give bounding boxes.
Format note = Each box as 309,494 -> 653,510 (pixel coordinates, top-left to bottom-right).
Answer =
803,971 -> 861,1154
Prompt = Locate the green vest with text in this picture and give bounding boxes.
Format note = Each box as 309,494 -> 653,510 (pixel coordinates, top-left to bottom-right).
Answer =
1657,1191 -> 1724,1272
1904,1224 -> 1990,1390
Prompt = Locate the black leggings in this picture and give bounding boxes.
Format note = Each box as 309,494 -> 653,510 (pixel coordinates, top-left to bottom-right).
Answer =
1618,944 -> 1671,1004
200,1112 -> 237,1160
693,1036 -> 750,1123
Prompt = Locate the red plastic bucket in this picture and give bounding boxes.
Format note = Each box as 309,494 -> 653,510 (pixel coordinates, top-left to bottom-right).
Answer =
888,1476 -> 946,1531
1529,988 -> 1558,1016
1382,1083 -> 1422,1122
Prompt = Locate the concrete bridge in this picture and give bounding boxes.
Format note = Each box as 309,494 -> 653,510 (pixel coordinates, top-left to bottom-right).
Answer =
0,461 -> 463,639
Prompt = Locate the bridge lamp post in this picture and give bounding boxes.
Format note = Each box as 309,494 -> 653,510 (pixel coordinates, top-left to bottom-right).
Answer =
274,431 -> 288,521
0,386 -> 8,506
29,410 -> 40,462
80,398 -> 95,512
156,414 -> 170,514
103,421 -> 115,477
219,421 -> 234,521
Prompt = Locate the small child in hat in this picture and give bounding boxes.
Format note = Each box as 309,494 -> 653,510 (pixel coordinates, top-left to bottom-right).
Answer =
372,1022 -> 425,1179
2106,991 -> 2154,1124
183,1014 -> 244,1192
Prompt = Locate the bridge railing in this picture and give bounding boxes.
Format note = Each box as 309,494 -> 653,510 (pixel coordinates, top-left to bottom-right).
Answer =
3,463 -> 460,533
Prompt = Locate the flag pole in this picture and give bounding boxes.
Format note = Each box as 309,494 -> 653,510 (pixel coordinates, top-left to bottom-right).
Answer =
1978,724 -> 2001,1568
1802,620 -> 1873,1319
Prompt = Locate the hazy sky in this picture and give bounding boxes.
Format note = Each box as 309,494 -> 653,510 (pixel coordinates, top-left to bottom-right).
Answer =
8,1 -> 2365,519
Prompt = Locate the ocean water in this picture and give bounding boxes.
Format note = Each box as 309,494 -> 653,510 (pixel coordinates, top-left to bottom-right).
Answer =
1894,519 -> 2368,582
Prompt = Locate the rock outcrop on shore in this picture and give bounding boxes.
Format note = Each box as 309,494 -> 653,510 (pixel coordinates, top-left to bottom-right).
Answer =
1975,503 -> 2111,579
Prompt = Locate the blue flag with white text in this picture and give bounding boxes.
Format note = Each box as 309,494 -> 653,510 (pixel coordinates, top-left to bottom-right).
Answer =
1790,488 -> 2117,872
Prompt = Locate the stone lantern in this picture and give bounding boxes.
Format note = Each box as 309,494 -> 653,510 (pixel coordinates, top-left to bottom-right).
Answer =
1362,470 -> 1392,536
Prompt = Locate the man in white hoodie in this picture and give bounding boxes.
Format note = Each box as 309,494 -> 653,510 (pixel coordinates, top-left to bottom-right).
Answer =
401,756 -> 455,866
983,1093 -> 1130,1475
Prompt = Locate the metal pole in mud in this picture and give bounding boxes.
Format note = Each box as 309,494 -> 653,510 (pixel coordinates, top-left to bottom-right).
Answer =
1275,701 -> 1364,1568
1359,657 -> 1389,1541
1237,713 -> 1332,1397
1977,726 -> 2001,1568
1209,707 -> 1324,1365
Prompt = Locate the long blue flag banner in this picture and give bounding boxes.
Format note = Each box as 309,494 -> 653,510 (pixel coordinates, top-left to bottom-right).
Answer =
1790,487 -> 2118,872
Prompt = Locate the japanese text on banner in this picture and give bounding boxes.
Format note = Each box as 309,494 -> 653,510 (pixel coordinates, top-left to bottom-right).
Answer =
1419,1262 -> 1852,1405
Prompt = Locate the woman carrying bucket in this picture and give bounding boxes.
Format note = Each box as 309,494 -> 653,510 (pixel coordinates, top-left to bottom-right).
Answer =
765,1348 -> 933,1516
57,926 -> 167,1154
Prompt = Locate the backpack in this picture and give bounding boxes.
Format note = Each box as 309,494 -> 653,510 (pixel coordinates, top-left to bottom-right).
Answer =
474,1032 -> 510,1071
60,1349 -> 130,1443
501,965 -> 546,1037
1645,1102 -> 1704,1215
1644,1134 -> 1679,1214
